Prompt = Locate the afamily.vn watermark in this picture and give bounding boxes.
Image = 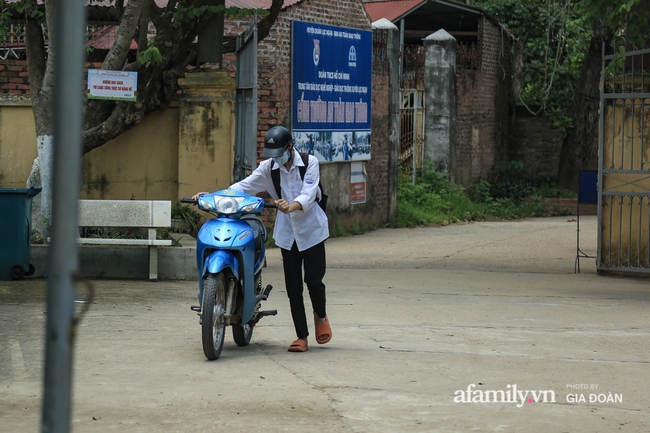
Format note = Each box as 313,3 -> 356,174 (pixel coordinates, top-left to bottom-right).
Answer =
454,384 -> 623,407
454,384 -> 556,408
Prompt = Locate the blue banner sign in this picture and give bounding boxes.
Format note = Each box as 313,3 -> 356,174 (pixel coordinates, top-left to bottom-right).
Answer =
291,20 -> 372,163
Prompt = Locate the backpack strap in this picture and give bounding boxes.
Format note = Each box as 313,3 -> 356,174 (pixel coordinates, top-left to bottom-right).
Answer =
271,153 -> 325,209
270,161 -> 282,199
300,153 -> 325,207
298,152 -> 309,180
271,153 -> 308,199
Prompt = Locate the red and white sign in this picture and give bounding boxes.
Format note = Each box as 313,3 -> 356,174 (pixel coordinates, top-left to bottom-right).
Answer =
87,69 -> 137,101
350,162 -> 366,204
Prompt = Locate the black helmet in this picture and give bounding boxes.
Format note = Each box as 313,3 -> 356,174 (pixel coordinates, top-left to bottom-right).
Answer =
262,126 -> 292,158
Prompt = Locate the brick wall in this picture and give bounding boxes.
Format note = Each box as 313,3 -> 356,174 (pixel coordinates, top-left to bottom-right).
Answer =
368,58 -> 390,213
454,16 -> 513,187
0,60 -> 105,95
523,198 -> 597,216
509,111 -> 564,181
0,60 -> 30,94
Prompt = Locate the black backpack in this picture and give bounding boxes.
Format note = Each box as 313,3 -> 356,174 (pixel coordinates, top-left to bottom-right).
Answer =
271,152 -> 328,212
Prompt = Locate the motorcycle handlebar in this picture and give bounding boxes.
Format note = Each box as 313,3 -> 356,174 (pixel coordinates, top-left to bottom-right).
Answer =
181,197 -> 276,209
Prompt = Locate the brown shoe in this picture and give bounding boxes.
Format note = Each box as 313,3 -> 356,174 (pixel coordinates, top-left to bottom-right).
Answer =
288,338 -> 308,352
315,316 -> 332,344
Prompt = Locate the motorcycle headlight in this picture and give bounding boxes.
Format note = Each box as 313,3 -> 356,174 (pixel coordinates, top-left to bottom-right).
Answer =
199,197 -> 215,211
215,197 -> 243,214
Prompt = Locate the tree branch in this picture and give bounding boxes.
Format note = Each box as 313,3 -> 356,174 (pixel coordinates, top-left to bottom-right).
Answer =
222,0 -> 284,53
82,102 -> 141,154
258,0 -> 284,43
137,1 -> 151,55
111,0 -> 126,21
24,17 -> 46,97
103,0 -> 145,71
80,0 -> 285,154
40,0 -> 57,92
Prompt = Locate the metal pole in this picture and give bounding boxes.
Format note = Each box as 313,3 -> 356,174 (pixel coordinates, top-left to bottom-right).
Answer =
399,19 -> 404,81
597,41 -> 604,271
412,94 -> 417,186
41,1 -> 86,432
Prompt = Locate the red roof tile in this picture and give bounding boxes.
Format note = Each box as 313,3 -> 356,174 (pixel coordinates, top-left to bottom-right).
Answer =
364,0 -> 426,23
85,26 -> 138,50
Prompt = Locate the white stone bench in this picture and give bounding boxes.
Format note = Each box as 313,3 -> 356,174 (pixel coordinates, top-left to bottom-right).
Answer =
77,200 -> 172,280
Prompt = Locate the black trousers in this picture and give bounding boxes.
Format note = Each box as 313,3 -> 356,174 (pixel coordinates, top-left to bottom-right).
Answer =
280,240 -> 327,339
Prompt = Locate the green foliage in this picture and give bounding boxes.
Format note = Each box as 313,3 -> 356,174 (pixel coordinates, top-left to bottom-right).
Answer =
389,164 -> 563,228
330,225 -> 346,238
171,201 -> 201,234
474,0 -> 590,136
265,227 -> 276,249
31,229 -> 44,245
487,161 -> 534,202
1,0 -> 44,43
583,0 -> 650,77
474,0 -> 650,133
137,44 -> 164,68
531,183 -> 577,199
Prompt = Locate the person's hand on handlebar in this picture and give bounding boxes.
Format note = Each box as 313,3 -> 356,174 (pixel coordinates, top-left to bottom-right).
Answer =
276,199 -> 302,214
191,192 -> 210,202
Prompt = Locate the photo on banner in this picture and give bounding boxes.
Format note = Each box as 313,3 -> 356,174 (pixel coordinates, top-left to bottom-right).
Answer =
291,20 -> 372,163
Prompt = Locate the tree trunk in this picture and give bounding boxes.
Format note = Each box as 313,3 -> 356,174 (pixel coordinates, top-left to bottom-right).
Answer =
557,20 -> 612,192
24,7 -> 56,240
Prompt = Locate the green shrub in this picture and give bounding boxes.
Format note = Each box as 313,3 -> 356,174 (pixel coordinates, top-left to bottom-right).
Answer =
171,201 -> 201,235
488,161 -> 534,203
390,164 -> 553,228
531,185 -> 577,199
265,227 -> 276,249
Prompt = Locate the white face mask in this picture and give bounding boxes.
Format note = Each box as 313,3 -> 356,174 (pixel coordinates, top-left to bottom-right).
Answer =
273,148 -> 291,166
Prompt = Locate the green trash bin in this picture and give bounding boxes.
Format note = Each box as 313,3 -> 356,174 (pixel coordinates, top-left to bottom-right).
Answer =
0,186 -> 42,280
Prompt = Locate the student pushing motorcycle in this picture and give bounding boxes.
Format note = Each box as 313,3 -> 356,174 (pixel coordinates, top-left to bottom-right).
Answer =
192,125 -> 332,354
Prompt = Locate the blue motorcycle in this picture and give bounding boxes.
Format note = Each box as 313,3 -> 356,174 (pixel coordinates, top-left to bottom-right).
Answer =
181,189 -> 276,360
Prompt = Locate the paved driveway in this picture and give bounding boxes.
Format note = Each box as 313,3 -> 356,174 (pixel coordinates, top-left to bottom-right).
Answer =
1,216 -> 649,432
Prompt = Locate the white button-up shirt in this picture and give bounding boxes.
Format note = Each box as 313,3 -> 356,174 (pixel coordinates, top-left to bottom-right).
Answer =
230,149 -> 329,251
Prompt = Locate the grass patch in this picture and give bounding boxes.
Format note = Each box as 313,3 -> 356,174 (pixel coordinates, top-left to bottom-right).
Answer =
389,165 -> 554,228
171,201 -> 201,236
531,184 -> 577,199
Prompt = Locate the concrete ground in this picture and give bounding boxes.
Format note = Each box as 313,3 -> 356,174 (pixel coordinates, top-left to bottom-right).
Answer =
1,215 -> 649,432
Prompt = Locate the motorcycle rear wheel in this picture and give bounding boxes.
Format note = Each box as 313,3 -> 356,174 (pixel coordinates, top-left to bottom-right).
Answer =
233,274 -> 260,346
232,323 -> 253,346
202,273 -> 227,360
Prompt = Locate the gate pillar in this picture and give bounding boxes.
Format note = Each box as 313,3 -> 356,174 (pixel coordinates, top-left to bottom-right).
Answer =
423,29 -> 457,179
177,71 -> 236,201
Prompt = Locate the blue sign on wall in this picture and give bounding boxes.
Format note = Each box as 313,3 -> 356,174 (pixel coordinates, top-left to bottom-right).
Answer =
291,20 -> 372,163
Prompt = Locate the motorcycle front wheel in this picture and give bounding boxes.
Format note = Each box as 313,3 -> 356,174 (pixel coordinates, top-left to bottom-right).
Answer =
202,273 -> 227,360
